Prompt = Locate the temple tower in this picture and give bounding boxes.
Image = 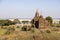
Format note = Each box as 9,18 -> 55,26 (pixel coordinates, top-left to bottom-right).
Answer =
31,9 -> 50,29
32,9 -> 39,28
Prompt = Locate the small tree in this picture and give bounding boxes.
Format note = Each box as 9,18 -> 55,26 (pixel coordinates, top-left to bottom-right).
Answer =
46,16 -> 53,25
13,18 -> 20,24
21,26 -> 27,31
46,30 -> 51,33
59,21 -> 60,24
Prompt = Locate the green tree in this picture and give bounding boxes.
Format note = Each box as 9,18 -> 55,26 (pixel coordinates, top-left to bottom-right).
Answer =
46,16 -> 53,25
13,18 -> 20,24
21,26 -> 27,31
59,21 -> 60,24
0,19 -> 15,26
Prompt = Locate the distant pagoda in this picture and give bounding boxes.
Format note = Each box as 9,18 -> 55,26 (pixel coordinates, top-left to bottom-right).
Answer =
31,9 -> 50,29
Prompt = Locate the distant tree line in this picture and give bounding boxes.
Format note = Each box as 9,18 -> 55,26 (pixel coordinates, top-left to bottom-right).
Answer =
0,19 -> 15,26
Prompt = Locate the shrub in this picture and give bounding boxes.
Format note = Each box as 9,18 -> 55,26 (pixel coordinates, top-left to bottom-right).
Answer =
1,26 -> 3,29
0,20 -> 15,26
45,16 -> 53,25
4,30 -> 10,35
46,30 -> 51,33
4,27 -> 15,35
59,21 -> 60,24
7,27 -> 15,31
52,28 -> 59,31
2,27 -> 7,29
13,18 -> 20,24
30,29 -> 35,33
21,26 -> 27,31
16,26 -> 20,28
56,24 -> 60,27
51,24 -> 55,27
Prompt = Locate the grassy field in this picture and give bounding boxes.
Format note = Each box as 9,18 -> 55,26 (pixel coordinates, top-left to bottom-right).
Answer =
0,29 -> 7,35
0,25 -> 60,40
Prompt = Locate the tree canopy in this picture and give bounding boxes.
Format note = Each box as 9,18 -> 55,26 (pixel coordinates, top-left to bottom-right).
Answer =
0,19 -> 15,26
13,18 -> 20,24
45,16 -> 53,25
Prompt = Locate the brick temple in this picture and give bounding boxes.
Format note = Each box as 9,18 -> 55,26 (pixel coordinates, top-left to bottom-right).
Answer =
32,9 -> 50,29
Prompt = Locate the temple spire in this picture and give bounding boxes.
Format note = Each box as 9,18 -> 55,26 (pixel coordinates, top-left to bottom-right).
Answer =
40,11 -> 42,16
35,9 -> 39,17
39,11 -> 43,18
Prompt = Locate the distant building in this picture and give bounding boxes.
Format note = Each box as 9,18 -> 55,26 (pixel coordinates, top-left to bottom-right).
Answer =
53,18 -> 60,24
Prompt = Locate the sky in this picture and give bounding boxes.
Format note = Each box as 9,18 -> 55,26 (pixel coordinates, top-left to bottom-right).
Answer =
0,0 -> 60,19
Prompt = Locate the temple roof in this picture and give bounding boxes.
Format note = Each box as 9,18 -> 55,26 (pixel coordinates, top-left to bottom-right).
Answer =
35,9 -> 39,17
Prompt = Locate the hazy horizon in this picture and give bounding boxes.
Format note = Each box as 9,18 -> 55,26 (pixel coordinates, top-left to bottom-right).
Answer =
0,0 -> 60,18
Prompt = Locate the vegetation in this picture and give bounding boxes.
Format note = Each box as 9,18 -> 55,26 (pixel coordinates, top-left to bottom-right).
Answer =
16,26 -> 20,28
0,29 -> 7,35
54,23 -> 60,27
0,20 -> 15,26
51,24 -> 55,27
59,21 -> 60,24
46,16 -> 53,25
13,18 -> 20,24
4,27 -> 15,35
21,26 -> 27,31
0,25 -> 60,40
30,28 -> 35,33
0,19 -> 60,40
52,28 -> 59,31
46,29 -> 51,33
22,21 -> 29,24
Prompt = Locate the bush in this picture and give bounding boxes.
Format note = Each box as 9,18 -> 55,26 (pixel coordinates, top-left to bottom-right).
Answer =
52,28 -> 59,31
46,16 -> 53,25
59,21 -> 60,24
0,20 -> 15,26
0,26 -> 7,29
4,27 -> 15,35
46,30 -> 51,33
4,30 -> 10,35
1,26 -> 3,29
56,24 -> 60,27
51,24 -> 55,27
13,18 -> 20,24
30,28 -> 35,33
8,27 -> 15,32
16,26 -> 20,28
21,26 -> 27,31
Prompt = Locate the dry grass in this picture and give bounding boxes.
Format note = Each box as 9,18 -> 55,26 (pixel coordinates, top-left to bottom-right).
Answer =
0,25 -> 60,40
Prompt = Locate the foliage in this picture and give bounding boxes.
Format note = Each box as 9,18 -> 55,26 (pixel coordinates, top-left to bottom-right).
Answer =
13,18 -> 20,24
21,26 -> 27,31
22,21 -> 29,24
30,28 -> 35,33
0,29 -> 7,35
1,27 -> 7,29
46,30 -> 51,33
5,30 -> 10,35
52,28 -> 59,31
51,24 -> 55,27
46,16 -> 53,25
0,20 -> 15,26
59,21 -> 60,24
4,27 -> 15,35
16,26 -> 20,28
53,29 -> 59,31
55,23 -> 60,27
